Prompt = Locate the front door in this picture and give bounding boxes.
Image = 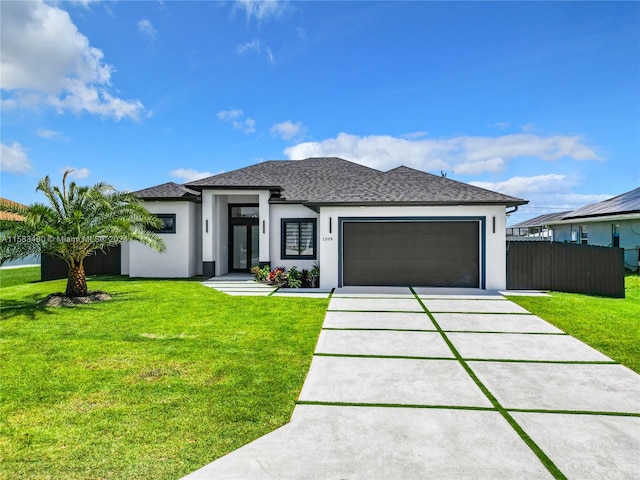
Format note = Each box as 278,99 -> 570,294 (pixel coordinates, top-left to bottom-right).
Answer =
229,205 -> 260,271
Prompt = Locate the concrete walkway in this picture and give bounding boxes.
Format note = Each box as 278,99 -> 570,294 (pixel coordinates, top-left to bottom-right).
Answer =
201,276 -> 333,298
184,287 -> 640,479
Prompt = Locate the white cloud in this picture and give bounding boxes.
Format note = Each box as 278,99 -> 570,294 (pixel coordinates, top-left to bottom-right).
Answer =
217,108 -> 256,134
0,142 -> 32,174
270,120 -> 307,140
36,128 -> 61,139
137,18 -> 157,39
284,132 -> 601,174
234,118 -> 256,134
0,0 -> 145,121
170,168 -> 214,182
61,166 -> 90,179
68,0 -> 99,7
234,0 -> 289,23
217,108 -> 244,121
471,174 -> 573,196
237,40 -> 262,54
454,157 -> 506,175
266,47 -> 275,64
471,174 -> 612,225
236,39 -> 275,64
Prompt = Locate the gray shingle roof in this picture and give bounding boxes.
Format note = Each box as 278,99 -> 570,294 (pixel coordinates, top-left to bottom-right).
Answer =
135,182 -> 201,201
185,157 -> 526,206
561,187 -> 640,220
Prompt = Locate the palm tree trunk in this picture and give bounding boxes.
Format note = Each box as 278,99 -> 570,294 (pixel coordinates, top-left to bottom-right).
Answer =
66,262 -> 88,297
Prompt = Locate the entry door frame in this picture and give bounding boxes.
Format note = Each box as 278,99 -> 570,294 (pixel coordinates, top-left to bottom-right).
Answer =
228,204 -> 260,272
337,216 -> 486,288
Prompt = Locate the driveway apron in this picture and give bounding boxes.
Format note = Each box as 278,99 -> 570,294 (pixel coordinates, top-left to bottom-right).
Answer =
183,287 -> 640,479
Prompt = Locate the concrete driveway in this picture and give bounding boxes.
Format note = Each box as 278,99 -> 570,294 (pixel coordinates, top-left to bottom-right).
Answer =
183,287 -> 640,479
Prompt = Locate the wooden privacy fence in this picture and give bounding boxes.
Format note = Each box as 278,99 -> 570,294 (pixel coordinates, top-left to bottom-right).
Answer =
41,246 -> 121,281
506,241 -> 625,298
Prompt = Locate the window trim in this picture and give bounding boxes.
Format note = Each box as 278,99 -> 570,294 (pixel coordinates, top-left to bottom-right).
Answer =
612,224 -> 620,248
281,218 -> 317,260
152,214 -> 176,234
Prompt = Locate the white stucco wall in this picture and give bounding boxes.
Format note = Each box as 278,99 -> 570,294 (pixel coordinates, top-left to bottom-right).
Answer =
120,242 -> 129,275
317,205 -> 507,290
269,203 -> 319,271
127,201 -> 201,278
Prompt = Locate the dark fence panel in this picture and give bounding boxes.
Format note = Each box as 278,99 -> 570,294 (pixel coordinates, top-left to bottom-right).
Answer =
507,241 -> 625,298
41,246 -> 121,282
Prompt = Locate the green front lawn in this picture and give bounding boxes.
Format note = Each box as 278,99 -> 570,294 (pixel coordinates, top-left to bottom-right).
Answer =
0,265 -> 40,288
0,273 -> 328,479
509,275 -> 640,373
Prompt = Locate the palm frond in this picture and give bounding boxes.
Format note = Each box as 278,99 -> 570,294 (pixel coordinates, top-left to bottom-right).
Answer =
3,172 -> 166,266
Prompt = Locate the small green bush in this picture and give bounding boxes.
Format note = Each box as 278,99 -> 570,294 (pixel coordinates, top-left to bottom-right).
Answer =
287,266 -> 302,288
308,264 -> 320,288
250,264 -> 271,282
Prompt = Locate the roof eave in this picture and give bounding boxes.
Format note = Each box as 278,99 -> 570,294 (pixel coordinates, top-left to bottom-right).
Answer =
303,199 -> 529,208
549,211 -> 640,223
138,196 -> 202,203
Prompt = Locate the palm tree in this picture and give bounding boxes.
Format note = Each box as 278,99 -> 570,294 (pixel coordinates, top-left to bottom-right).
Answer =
0,171 -> 165,297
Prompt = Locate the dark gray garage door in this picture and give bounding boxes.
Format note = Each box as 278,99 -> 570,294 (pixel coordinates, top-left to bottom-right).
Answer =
342,221 -> 480,287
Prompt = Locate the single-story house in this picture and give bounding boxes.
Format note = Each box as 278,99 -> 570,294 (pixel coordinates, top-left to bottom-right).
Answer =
122,157 -> 527,289
506,211 -> 571,241
546,187 -> 640,271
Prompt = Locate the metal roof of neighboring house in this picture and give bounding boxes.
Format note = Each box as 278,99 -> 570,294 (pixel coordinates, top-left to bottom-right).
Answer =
508,211 -> 572,228
560,187 -> 640,220
182,157 -> 526,206
134,182 -> 201,201
0,197 -> 26,221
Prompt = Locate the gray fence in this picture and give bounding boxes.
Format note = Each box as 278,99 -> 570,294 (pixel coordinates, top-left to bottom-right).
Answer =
506,241 -> 625,298
41,246 -> 121,281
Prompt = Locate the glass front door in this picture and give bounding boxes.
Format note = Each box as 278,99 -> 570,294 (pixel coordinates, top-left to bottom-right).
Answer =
229,205 -> 260,271
232,225 -> 248,270
231,224 -> 260,270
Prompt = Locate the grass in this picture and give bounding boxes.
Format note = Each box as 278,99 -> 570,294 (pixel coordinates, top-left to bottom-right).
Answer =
0,271 -> 328,480
0,265 -> 40,288
509,275 -> 640,374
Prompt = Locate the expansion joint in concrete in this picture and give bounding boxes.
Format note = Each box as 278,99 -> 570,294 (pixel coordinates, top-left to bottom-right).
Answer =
410,287 -> 569,480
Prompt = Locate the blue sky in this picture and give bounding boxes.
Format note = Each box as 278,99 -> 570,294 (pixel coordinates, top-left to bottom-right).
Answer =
1,0 -> 638,225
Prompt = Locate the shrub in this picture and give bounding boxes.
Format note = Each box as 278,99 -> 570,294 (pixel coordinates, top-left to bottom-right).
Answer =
251,265 -> 271,282
308,264 -> 320,288
250,266 -> 261,280
287,266 -> 302,288
268,267 -> 287,286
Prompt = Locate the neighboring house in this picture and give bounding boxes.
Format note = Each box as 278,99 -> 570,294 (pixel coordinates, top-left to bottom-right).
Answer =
0,197 -> 41,267
547,187 -> 640,271
122,157 -> 527,289
0,197 -> 25,222
506,211 -> 571,241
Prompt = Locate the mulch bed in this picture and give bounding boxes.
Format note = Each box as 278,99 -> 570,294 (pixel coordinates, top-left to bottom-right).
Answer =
38,291 -> 112,307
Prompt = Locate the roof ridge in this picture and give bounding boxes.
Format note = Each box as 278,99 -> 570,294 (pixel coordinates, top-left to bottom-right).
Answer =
140,157 -> 527,205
